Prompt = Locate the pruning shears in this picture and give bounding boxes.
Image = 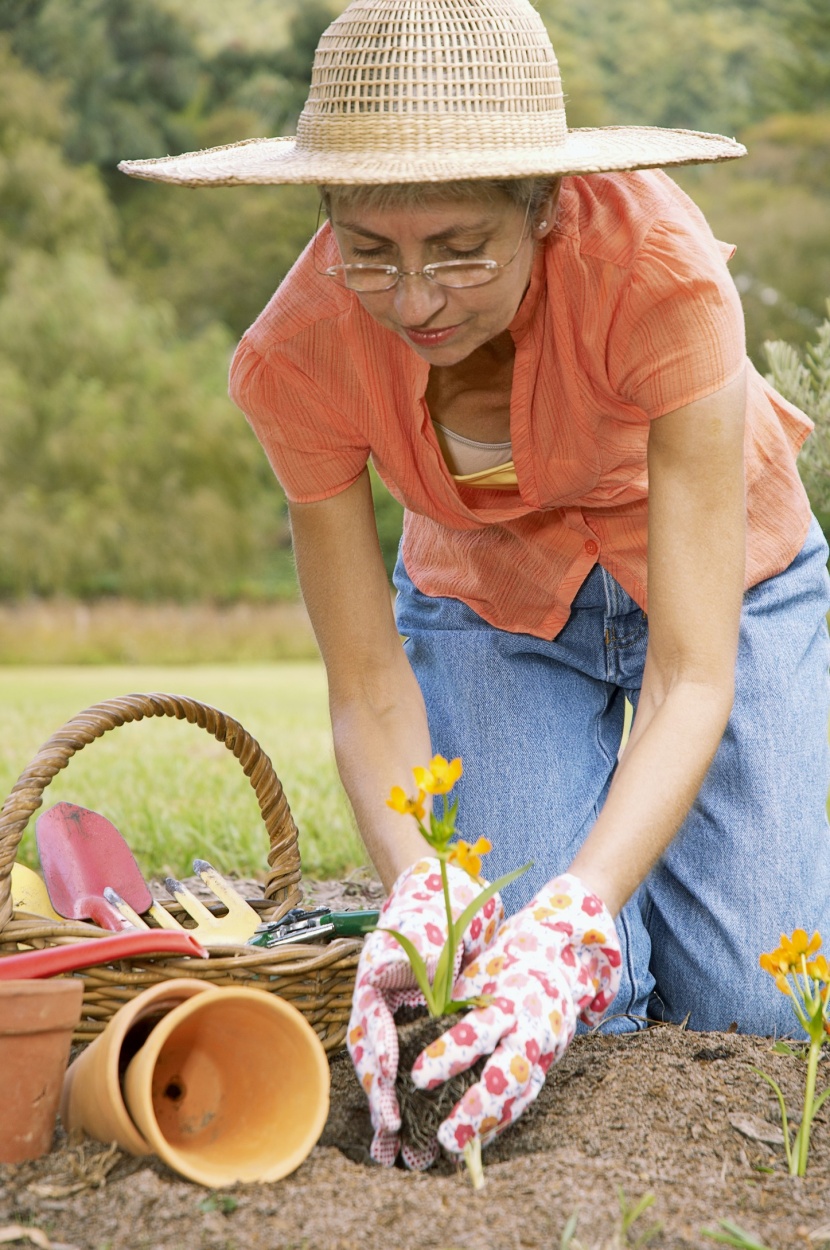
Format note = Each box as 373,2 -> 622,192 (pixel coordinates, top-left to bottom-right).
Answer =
247,906 -> 380,948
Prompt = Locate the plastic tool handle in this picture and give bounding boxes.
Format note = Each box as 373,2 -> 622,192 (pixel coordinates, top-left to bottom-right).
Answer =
328,910 -> 380,937
0,931 -> 209,979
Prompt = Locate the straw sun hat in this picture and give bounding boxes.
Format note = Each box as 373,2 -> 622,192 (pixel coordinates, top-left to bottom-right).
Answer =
118,0 -> 745,187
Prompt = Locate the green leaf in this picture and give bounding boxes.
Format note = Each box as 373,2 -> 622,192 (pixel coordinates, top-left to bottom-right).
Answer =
700,1219 -> 772,1249
751,1067 -> 794,1173
447,863 -> 531,955
382,928 -> 438,1015
431,940 -> 453,1014
559,1212 -> 579,1249
811,1083 -> 830,1117
771,1040 -> 803,1056
426,863 -> 532,1016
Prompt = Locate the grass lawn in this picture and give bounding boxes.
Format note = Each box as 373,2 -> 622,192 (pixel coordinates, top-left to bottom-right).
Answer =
0,664 -> 366,882
2,665 -> 827,886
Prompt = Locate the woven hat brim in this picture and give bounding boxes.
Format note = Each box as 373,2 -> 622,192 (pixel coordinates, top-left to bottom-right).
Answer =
118,126 -> 745,187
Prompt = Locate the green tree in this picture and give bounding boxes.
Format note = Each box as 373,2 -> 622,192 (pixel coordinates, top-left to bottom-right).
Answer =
676,113 -> 830,363
0,42 -> 287,600
0,37 -> 115,278
0,0 -> 202,172
765,302 -> 830,522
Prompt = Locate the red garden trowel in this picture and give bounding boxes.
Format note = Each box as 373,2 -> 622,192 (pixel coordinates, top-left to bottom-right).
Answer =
36,801 -> 181,932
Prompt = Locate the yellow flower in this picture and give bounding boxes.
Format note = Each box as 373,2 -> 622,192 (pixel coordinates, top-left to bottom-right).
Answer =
761,929 -> 823,977
413,754 -> 463,795
806,954 -> 830,983
448,836 -> 492,880
386,785 -> 426,821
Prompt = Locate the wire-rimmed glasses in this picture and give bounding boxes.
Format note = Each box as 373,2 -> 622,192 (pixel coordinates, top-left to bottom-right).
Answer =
317,200 -> 532,293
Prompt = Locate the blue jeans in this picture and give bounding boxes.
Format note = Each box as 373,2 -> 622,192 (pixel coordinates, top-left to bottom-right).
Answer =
394,517 -> 830,1037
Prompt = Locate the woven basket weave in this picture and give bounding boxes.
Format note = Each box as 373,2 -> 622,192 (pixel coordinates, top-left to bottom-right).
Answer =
0,693 -> 362,1051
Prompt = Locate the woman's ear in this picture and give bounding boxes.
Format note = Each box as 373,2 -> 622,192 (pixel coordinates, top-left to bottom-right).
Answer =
534,179 -> 562,238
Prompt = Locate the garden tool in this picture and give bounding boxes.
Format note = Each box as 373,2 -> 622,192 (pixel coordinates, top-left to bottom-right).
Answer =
10,862 -> 64,921
36,801 -> 180,932
0,930 -> 208,979
248,906 -> 379,948
163,859 -> 263,946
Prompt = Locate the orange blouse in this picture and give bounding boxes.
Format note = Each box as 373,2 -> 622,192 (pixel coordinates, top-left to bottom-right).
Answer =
229,170 -> 812,640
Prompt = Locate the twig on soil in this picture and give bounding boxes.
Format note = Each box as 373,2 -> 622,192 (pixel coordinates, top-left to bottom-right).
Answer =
0,1226 -> 80,1250
26,1142 -> 121,1199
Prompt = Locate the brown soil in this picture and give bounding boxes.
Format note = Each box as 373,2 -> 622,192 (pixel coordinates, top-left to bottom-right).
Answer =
2,877 -> 829,1250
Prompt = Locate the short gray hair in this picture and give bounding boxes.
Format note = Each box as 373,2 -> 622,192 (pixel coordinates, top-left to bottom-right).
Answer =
320,177 -> 560,221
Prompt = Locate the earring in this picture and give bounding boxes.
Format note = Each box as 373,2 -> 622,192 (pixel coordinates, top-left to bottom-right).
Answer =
537,219 -> 548,231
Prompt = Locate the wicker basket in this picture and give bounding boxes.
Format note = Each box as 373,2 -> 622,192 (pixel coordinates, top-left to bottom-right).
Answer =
0,692 -> 363,1052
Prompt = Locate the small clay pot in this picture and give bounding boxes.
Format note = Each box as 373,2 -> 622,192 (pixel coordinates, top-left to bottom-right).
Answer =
61,977 -> 212,1156
0,978 -> 84,1163
395,1010 -> 486,1169
123,986 -> 330,1187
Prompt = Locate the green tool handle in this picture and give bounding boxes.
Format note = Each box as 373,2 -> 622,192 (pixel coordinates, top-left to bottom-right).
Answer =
327,909 -> 379,936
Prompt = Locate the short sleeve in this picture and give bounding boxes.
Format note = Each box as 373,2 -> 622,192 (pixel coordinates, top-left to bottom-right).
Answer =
229,337 -> 370,503
606,215 -> 746,419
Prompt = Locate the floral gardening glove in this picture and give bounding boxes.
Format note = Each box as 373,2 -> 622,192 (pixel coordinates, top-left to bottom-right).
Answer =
410,872 -> 621,1158
347,856 -> 504,1169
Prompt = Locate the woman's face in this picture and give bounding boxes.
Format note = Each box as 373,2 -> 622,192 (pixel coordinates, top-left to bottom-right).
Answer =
327,192 -> 552,367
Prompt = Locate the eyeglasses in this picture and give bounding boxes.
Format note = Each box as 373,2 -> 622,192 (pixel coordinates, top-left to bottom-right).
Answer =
318,200 -> 532,293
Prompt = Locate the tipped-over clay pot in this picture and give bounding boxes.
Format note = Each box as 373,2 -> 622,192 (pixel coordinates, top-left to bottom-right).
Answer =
0,978 -> 84,1162
61,977 -> 212,1156
123,985 -> 330,1186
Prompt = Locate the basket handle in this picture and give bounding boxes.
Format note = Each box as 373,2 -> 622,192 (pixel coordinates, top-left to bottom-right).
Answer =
0,691 -> 303,933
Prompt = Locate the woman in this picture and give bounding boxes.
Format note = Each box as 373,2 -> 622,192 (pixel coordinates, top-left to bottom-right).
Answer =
120,0 -> 830,1171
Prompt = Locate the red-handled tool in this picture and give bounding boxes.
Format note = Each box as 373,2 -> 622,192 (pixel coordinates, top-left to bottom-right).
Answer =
0,930 -> 208,979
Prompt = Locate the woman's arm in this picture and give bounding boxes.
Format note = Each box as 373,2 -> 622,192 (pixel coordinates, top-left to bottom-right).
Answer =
569,368 -> 747,914
288,469 -> 432,887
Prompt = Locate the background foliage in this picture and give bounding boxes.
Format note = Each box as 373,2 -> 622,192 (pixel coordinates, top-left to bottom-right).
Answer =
0,0 -> 827,603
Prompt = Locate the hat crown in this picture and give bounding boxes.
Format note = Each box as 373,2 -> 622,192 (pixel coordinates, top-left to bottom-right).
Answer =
296,0 -> 568,155
305,0 -> 563,117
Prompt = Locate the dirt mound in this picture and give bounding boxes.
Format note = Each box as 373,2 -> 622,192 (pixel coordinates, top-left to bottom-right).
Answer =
2,1026 -> 828,1250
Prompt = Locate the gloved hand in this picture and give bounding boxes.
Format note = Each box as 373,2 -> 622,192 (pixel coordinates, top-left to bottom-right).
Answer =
347,856 -> 504,1168
410,872 -> 621,1157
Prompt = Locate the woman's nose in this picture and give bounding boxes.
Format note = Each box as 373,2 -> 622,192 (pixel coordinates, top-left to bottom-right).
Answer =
392,271 -> 447,324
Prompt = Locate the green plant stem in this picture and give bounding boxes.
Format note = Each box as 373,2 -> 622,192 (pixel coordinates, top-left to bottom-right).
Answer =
797,1037 -> 822,1176
440,857 -> 456,1008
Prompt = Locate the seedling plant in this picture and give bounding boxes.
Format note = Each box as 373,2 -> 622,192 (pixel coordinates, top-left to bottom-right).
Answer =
385,754 -> 529,1184
754,928 -> 830,1176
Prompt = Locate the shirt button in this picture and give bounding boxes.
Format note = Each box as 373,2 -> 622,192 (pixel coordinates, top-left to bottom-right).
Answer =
584,540 -> 599,556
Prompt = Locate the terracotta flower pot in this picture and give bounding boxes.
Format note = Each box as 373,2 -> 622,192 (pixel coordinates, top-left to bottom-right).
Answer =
0,978 -> 84,1163
61,978 -> 212,1156
123,986 -> 330,1187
